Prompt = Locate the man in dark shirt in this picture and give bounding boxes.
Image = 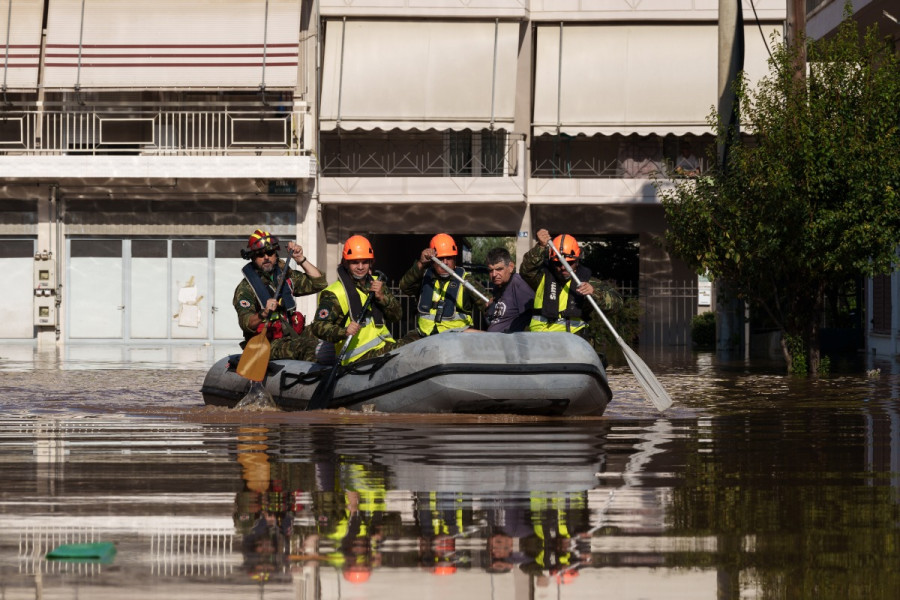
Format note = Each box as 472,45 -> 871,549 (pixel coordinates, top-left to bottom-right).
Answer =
484,247 -> 534,333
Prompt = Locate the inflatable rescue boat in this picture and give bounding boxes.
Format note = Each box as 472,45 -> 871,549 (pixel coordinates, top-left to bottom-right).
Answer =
200,331 -> 611,416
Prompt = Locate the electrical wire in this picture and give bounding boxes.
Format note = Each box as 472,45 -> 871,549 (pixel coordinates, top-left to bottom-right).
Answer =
748,0 -> 773,60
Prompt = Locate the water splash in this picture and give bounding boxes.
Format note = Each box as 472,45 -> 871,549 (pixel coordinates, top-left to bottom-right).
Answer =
234,381 -> 279,412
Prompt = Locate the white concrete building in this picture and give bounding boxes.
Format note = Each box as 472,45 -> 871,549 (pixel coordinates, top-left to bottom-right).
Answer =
0,0 -> 785,350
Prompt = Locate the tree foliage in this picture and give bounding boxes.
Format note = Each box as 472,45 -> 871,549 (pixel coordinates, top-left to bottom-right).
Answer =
658,13 -> 900,374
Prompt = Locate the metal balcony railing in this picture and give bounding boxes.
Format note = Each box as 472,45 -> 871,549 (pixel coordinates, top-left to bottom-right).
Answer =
0,104 -> 309,156
320,131 -> 523,178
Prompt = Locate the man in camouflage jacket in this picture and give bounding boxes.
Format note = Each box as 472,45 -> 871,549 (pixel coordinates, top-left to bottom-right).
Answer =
520,228 -> 623,361
233,229 -> 327,361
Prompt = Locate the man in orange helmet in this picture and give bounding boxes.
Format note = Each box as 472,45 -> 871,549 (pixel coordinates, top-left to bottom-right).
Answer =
520,228 -> 622,362
308,235 -> 410,364
398,233 -> 488,340
233,229 -> 327,361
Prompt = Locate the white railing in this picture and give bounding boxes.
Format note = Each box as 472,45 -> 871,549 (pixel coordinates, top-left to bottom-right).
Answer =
0,106 -> 309,156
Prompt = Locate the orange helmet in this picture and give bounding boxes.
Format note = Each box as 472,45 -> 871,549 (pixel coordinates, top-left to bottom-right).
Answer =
550,234 -> 581,263
554,569 -> 579,585
343,565 -> 372,584
432,564 -> 457,576
242,229 -> 280,259
343,235 -> 374,260
430,233 -> 458,258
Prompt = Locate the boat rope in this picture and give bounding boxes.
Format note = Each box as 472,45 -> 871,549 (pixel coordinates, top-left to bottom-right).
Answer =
280,352 -> 396,392
342,352 -> 396,377
281,367 -> 329,390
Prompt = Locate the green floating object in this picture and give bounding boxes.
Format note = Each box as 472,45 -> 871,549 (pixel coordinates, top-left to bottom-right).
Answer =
46,541 -> 117,564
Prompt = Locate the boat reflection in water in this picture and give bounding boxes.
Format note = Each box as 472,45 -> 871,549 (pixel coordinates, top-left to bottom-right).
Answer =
232,421 -> 674,597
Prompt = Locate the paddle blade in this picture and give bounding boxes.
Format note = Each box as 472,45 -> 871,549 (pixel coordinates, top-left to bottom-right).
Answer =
617,339 -> 673,412
306,368 -> 338,411
236,331 -> 271,382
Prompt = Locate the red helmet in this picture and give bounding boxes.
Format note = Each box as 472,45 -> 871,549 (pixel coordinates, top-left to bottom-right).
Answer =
343,235 -> 374,260
550,234 -> 581,263
248,229 -> 279,251
242,229 -> 280,259
430,233 -> 458,258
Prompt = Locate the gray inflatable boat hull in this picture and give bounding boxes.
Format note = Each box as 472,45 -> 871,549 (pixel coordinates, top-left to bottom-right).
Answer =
201,331 -> 611,416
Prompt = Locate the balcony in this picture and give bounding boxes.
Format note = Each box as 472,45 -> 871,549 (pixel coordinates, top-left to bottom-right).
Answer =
528,133 -> 710,205
318,131 -> 526,204
0,101 -> 315,181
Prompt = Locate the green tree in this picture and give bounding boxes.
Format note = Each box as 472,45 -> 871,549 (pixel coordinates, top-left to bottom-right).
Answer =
657,13 -> 900,375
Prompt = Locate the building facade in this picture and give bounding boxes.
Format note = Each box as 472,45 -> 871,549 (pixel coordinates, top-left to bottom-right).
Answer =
0,0 -> 785,349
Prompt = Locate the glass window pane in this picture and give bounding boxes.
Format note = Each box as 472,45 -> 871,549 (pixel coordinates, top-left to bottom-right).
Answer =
71,239 -> 122,258
172,240 -> 208,258
132,240 -> 168,258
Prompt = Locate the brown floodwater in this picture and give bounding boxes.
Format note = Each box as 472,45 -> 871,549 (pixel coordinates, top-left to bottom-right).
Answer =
1,345 -> 899,599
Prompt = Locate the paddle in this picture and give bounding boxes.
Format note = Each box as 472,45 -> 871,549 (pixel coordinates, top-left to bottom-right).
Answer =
547,239 -> 673,412
428,255 -> 490,304
306,290 -> 376,411
236,262 -> 290,382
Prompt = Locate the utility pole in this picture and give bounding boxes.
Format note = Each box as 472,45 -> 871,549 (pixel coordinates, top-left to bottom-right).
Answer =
786,0 -> 807,48
715,0 -> 745,358
786,0 -> 807,79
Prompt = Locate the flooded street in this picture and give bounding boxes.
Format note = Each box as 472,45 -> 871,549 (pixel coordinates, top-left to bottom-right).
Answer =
2,345 -> 900,599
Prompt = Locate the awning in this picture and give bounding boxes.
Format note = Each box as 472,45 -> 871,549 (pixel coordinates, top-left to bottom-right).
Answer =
0,0 -> 43,90
533,22 -> 781,136
320,19 -> 519,131
42,0 -> 301,90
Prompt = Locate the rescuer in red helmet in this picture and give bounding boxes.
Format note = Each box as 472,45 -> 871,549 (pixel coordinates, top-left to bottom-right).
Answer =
520,228 -> 623,365
397,233 -> 488,341
233,228 -> 327,361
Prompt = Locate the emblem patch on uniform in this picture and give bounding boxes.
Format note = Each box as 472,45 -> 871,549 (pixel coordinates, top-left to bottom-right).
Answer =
239,299 -> 252,308
317,308 -> 330,320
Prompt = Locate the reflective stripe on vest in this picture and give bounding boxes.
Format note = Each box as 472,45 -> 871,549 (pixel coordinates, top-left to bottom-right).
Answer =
325,277 -> 395,364
529,275 -> 586,333
416,269 -> 473,335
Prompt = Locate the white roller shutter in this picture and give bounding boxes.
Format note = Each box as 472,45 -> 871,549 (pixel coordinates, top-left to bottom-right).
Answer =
43,0 -> 302,89
533,23 -> 782,136
320,19 -> 519,131
0,0 -> 44,90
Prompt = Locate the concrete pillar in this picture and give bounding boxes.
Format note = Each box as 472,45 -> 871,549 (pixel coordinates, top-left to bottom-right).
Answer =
513,20 -> 534,265
716,0 -> 745,356
35,185 -> 60,348
516,203 -> 532,265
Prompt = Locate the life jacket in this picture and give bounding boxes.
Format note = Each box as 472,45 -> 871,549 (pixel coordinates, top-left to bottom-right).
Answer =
416,267 -> 473,335
243,262 -> 304,340
325,266 -> 395,364
528,265 -> 592,333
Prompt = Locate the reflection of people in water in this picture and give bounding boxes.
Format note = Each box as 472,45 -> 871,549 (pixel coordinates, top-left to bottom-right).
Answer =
518,492 -> 591,582
415,491 -> 479,575
294,461 -> 390,585
242,509 -> 293,579
234,427 -> 295,582
480,502 -> 531,573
